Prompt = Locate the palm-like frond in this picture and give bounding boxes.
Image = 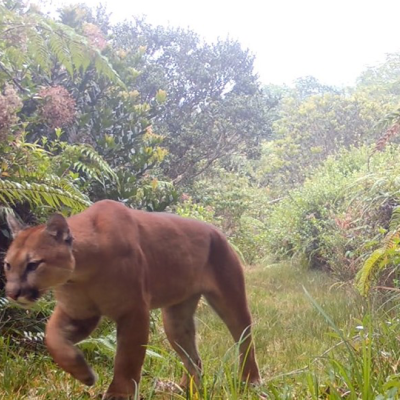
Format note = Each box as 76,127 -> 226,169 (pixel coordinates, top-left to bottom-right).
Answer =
375,107 -> 400,132
0,4 -> 125,88
356,231 -> 400,296
0,136 -> 118,214
389,206 -> 400,231
356,248 -> 386,296
64,144 -> 118,182
0,178 -> 90,213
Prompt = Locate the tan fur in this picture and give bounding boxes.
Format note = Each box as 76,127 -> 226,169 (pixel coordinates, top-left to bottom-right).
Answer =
4,200 -> 260,399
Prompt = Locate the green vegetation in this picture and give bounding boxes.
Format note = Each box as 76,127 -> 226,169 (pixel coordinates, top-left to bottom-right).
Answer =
2,0 -> 400,398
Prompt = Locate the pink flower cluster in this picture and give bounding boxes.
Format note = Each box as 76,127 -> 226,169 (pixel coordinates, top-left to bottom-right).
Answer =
0,84 -> 22,141
38,86 -> 76,129
83,23 -> 107,51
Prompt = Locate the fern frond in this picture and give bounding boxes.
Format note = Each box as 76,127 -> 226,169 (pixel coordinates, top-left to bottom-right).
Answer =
356,230 -> 400,296
44,18 -> 125,87
0,7 -> 125,87
41,174 -> 91,201
375,107 -> 400,132
28,27 -> 51,72
79,145 -> 118,181
389,206 -> 400,231
93,50 -> 125,87
3,46 -> 29,70
48,28 -> 74,77
55,143 -> 118,183
0,178 -> 90,213
356,248 -> 386,296
68,40 -> 89,73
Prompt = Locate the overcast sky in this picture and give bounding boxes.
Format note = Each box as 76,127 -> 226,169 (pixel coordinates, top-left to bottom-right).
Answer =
55,0 -> 400,87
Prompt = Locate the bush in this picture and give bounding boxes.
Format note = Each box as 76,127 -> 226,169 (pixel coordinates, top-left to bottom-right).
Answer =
176,166 -> 270,264
265,145 -> 400,280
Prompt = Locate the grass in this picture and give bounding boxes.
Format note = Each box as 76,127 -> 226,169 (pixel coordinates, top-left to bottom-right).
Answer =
1,262 -> 400,399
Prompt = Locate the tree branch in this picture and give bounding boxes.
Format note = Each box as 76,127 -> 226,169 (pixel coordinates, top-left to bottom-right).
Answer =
0,62 -> 27,92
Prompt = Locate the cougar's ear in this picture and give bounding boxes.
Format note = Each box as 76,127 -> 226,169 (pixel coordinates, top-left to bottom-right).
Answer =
6,213 -> 25,239
46,214 -> 73,245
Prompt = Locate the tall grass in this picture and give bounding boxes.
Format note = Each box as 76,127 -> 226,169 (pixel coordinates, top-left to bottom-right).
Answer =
1,263 -> 400,399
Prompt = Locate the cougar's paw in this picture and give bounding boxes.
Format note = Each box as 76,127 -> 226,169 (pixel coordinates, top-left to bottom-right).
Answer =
78,367 -> 98,386
248,377 -> 263,386
102,394 -> 136,400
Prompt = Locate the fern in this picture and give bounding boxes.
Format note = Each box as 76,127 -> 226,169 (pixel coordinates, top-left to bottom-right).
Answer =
0,130 -> 122,214
375,106 -> 400,132
357,196 -> 400,295
0,131 -> 119,214
43,18 -> 125,86
356,248 -> 386,296
55,143 -> 119,183
356,231 -> 400,296
76,145 -> 118,181
48,26 -> 74,77
389,206 -> 400,231
0,178 -> 90,212
28,28 -> 51,71
0,4 -> 125,87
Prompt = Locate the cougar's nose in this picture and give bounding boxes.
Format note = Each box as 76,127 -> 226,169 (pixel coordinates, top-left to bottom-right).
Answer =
5,283 -> 22,301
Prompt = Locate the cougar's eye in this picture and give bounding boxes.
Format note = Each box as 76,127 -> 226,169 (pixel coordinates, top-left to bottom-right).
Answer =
26,261 -> 42,272
4,262 -> 11,271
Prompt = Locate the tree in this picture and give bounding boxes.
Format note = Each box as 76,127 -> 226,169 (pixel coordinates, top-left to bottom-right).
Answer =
0,2 -> 176,211
260,85 -> 392,190
111,19 -> 276,184
0,1 -> 121,214
356,52 -> 400,98
291,76 -> 341,100
54,5 -> 176,210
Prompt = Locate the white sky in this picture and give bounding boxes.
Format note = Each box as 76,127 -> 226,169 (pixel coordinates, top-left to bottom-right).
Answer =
54,0 -> 400,87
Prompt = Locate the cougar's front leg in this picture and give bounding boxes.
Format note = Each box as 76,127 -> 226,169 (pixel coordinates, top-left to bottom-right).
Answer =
45,306 -> 100,385
103,307 -> 150,400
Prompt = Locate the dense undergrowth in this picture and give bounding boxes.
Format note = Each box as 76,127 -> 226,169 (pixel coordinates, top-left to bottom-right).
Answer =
265,145 -> 400,283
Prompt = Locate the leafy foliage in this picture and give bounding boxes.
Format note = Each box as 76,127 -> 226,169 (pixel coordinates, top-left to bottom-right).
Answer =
0,129 -> 121,213
356,227 -> 400,296
111,19 -> 276,184
0,178 -> 89,212
0,1 -> 124,87
266,89 -> 390,188
356,52 -> 400,97
0,2 -> 176,213
264,145 -> 400,279
177,162 -> 270,264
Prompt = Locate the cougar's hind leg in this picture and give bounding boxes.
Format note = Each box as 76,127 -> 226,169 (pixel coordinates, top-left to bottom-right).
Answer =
162,294 -> 202,388
45,306 -> 100,386
204,258 -> 261,384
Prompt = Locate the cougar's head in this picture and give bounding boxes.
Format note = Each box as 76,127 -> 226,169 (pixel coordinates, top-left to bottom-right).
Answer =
4,213 -> 75,307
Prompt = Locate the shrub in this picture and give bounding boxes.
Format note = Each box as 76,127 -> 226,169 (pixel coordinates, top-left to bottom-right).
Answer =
0,84 -> 22,141
265,145 -> 400,280
176,167 -> 270,264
